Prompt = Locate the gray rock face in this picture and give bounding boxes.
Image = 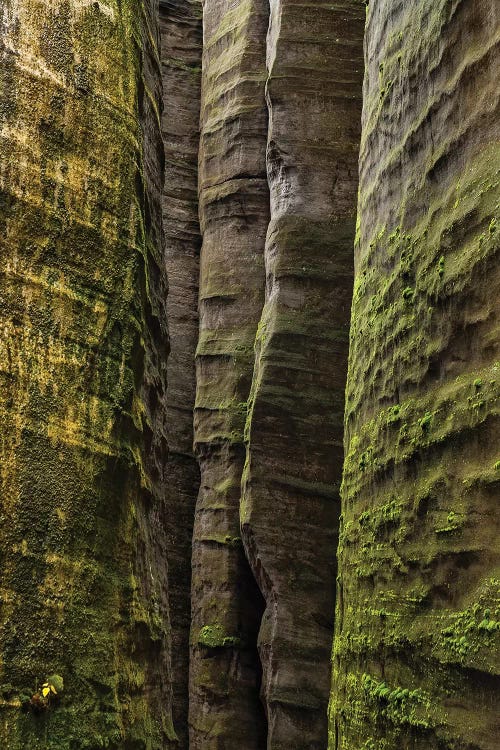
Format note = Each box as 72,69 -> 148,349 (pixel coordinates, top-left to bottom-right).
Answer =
189,0 -> 269,747
186,1 -> 364,747
159,1 -> 202,746
241,2 -> 365,747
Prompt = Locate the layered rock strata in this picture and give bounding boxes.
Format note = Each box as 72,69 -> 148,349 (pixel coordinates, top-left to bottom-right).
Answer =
159,1 -> 202,746
0,0 -> 173,747
330,1 -> 500,748
189,0 -> 270,747
241,1 -> 365,747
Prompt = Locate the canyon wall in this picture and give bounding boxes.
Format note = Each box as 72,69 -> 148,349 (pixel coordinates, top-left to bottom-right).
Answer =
189,1 -> 365,747
241,1 -> 365,747
159,1 -> 202,746
0,0 -> 173,747
0,1 -> 498,748
330,1 -> 500,748
189,0 -> 269,746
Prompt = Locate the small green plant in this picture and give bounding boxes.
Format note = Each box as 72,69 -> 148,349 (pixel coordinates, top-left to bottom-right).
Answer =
30,674 -> 63,712
437,255 -> 445,277
435,511 -> 461,534
359,448 -> 373,472
418,412 -> 432,431
478,608 -> 500,632
198,624 -> 241,649
473,378 -> 483,390
387,404 -> 401,425
402,286 -> 414,302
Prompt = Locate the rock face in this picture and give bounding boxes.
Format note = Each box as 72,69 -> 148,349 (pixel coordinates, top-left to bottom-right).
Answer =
0,0 -> 173,747
159,1 -> 202,746
241,2 -> 365,747
330,1 -> 500,748
2,1 -> 498,749
189,0 -> 270,746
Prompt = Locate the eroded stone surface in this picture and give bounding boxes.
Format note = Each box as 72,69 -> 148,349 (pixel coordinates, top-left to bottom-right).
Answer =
189,0 -> 270,747
241,2 -> 365,747
0,0 -> 173,747
160,1 -> 202,746
330,1 -> 500,748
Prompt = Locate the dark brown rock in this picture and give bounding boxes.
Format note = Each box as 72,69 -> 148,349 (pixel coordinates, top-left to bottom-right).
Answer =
159,1 -> 202,746
189,0 -> 270,747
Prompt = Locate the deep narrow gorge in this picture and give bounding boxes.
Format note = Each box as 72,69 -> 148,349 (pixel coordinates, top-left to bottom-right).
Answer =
0,1 -> 498,749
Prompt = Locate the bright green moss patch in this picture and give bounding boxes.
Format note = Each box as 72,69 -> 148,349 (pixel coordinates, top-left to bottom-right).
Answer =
197,624 -> 242,649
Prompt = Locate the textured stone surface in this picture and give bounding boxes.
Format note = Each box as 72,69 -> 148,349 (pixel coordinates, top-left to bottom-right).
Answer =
189,0 -> 270,746
0,0 -> 173,747
159,1 -> 202,746
330,1 -> 500,748
4,2 -> 498,748
241,2 -> 365,747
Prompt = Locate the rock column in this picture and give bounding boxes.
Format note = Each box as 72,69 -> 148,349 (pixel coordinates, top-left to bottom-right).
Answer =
330,1 -> 500,748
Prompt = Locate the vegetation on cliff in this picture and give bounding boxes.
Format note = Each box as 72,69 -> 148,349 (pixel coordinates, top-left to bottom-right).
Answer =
0,1 -> 497,749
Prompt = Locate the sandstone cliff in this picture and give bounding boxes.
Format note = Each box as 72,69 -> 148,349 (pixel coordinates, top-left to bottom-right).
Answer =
241,2 -> 364,747
0,0 -> 173,746
190,0 -> 269,746
159,1 -> 202,745
330,1 -> 500,748
0,1 -> 498,748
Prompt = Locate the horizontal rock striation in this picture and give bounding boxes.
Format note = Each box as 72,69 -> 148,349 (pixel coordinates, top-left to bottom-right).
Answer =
0,0 -> 173,747
189,0 -> 269,747
330,1 -> 500,748
159,1 -> 202,746
241,1 -> 365,747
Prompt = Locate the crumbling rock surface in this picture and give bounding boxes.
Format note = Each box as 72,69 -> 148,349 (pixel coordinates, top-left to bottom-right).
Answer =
330,1 -> 500,748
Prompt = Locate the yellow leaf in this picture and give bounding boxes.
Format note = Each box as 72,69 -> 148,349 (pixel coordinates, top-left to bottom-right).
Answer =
50,685 -> 57,695
42,687 -> 50,698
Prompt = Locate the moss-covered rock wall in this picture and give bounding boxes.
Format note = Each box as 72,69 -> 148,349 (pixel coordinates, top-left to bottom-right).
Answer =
329,1 -> 500,748
0,1 -> 173,747
2,1 -> 498,748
